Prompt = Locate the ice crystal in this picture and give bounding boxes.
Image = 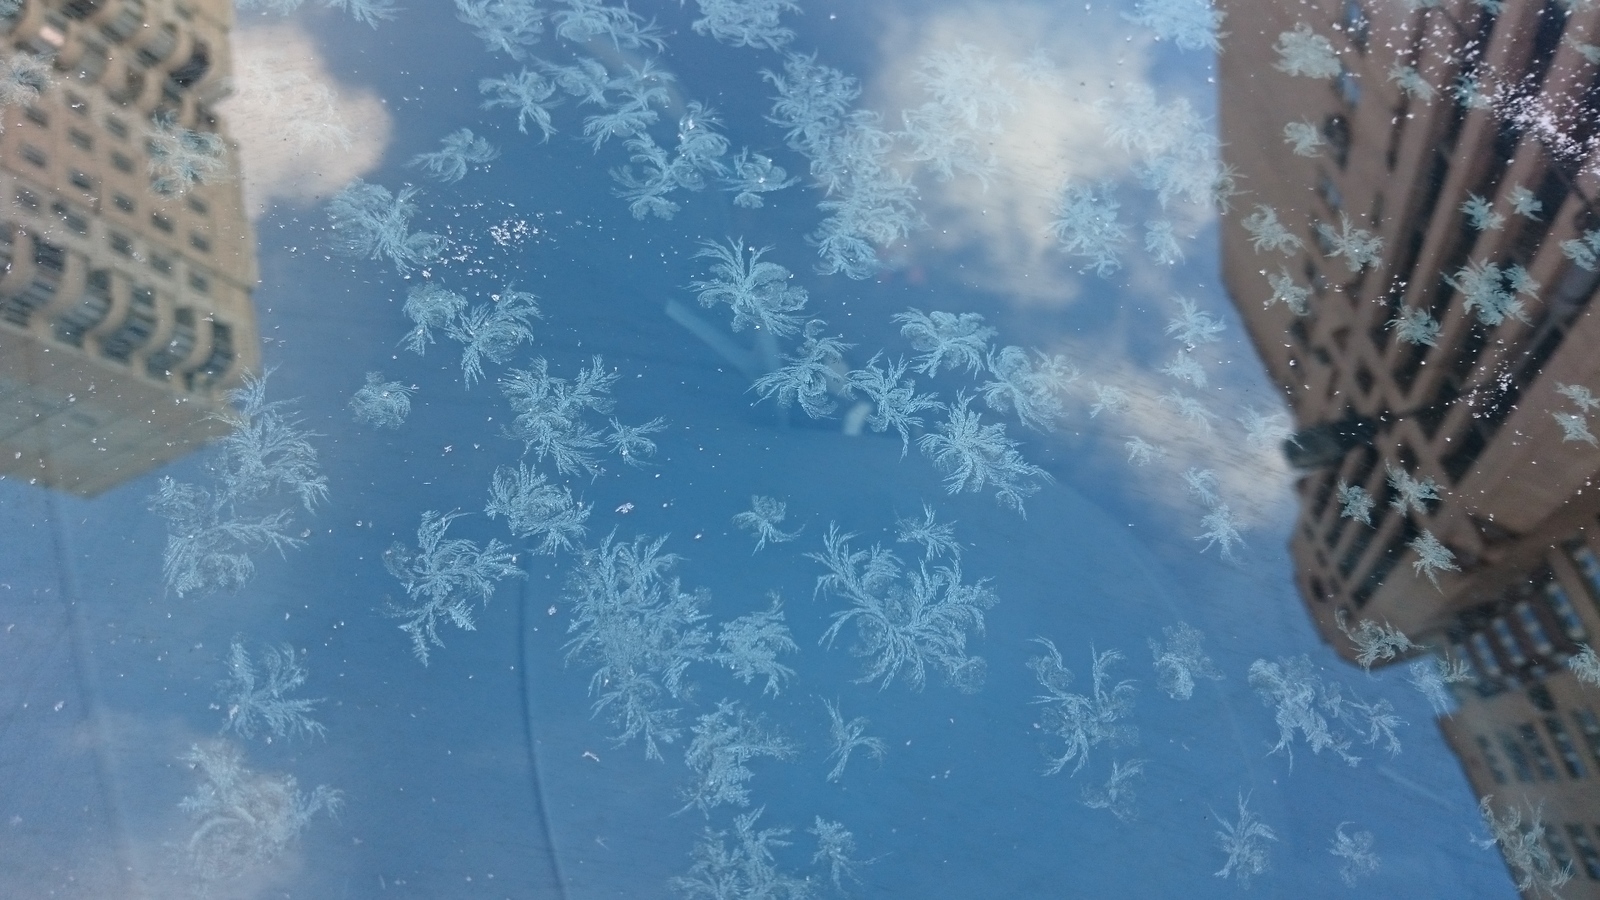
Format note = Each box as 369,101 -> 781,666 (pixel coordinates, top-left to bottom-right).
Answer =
1126,0 -> 1224,50
1409,530 -> 1459,588
692,0 -> 799,50
1273,23 -> 1341,78
481,68 -> 560,139
1214,794 -> 1276,887
1145,219 -> 1185,265
732,495 -> 803,552
349,372 -> 414,428
607,417 -> 666,466
147,113 -> 227,196
847,354 -> 941,456
1461,193 -> 1504,231
920,393 -> 1053,514
671,808 -> 810,900
1569,644 -> 1600,687
1317,214 -> 1384,271
1248,655 -> 1400,765
1196,504 -> 1245,562
722,148 -> 797,207
500,356 -> 618,476
409,128 -> 499,182
1561,228 -> 1600,270
384,511 -> 523,664
1447,259 -> 1536,326
714,594 -> 799,696
753,321 -> 852,419
1565,412 -> 1600,446
484,463 -> 591,555
1149,622 -> 1222,700
564,532 -> 712,760
552,0 -> 664,49
1476,797 -> 1573,898
1336,610 -> 1418,671
1183,467 -> 1220,506
680,700 -> 796,816
150,373 -> 327,597
326,179 -> 446,275
1082,758 -> 1147,821
1239,408 -> 1294,451
1559,382 -> 1600,413
1047,179 -> 1127,276
1241,205 -> 1304,255
1089,383 -> 1130,418
1125,436 -> 1162,465
1161,390 -> 1217,431
0,50 -> 49,114
543,55 -> 611,105
1028,640 -> 1138,777
812,524 -> 997,692
811,817 -> 869,890
1388,307 -> 1441,346
1282,119 -> 1324,156
1336,480 -> 1374,525
1388,64 -> 1435,102
690,238 -> 810,337
900,44 -> 1016,185
894,503 -> 961,561
896,308 -> 996,377
822,698 -> 886,782
216,640 -> 325,743
981,346 -> 1077,431
1407,654 -> 1470,714
1160,350 -> 1207,388
1266,268 -> 1311,315
1386,463 -> 1440,515
456,0 -> 546,60
1328,824 -> 1379,886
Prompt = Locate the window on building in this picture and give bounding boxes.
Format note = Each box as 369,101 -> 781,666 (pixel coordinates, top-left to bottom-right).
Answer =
1545,579 -> 1589,641
52,202 -> 89,235
1574,709 -> 1600,766
67,129 -> 92,151
189,232 -> 211,253
1519,723 -> 1561,780
1515,601 -> 1557,657
1567,825 -> 1600,881
1334,68 -> 1362,109
109,232 -> 134,258
1549,829 -> 1577,879
1471,632 -> 1505,679
1475,735 -> 1509,785
1323,114 -> 1352,168
65,91 -> 87,115
186,196 -> 209,216
1546,717 -> 1587,778
21,144 -> 47,168
1317,171 -> 1344,213
1499,731 -> 1536,782
149,254 -> 173,276
69,170 -> 95,193
15,189 -> 38,212
1492,617 -> 1530,669
113,193 -> 135,214
1566,539 -> 1600,610
150,212 -> 173,233
1341,0 -> 1370,53
105,115 -> 127,139
187,271 -> 210,294
111,151 -> 134,173
23,106 -> 47,127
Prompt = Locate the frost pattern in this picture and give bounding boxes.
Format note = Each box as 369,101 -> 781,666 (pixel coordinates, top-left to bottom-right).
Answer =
1046,179 -> 1127,275
1408,654 -> 1470,714
1388,306 -> 1442,346
149,373 -> 327,597
690,238 -> 810,337
1331,823 -> 1380,886
1386,463 -> 1440,515
456,0 -> 546,60
484,463 -> 591,555
1476,796 -> 1573,898
919,394 -> 1053,513
0,51 -> 49,119
722,148 -> 798,207
1081,758 -> 1147,821
810,817 -> 869,890
895,308 -> 996,376
680,700 -> 796,816
147,113 -> 227,196
1266,268 -> 1311,315
1336,481 -> 1374,525
1028,639 -> 1138,776
216,640 -> 325,743
1241,205 -> 1303,254
900,44 -> 1016,185
691,0 -> 799,50
1126,0 -> 1224,50
1447,259 -> 1538,326
552,0 -> 664,49
1461,193 -> 1504,231
1126,437 -> 1162,466
1273,23 -> 1341,78
847,355 -> 941,455
178,741 -> 342,887
822,698 -> 886,782
1316,214 -> 1383,271
384,511 -> 524,664
980,346 -> 1077,431
715,594 -> 799,696
733,495 -> 803,552
349,372 -> 414,428
894,503 -> 961,561
1247,655 -> 1404,765
402,283 -> 542,386
409,127 -> 500,182
501,356 -> 621,475
1409,530 -> 1459,588
1336,610 -> 1418,671
326,179 -> 446,275
754,321 -> 852,419
1282,120 -> 1324,156
1570,644 -> 1600,687
481,68 -> 561,138
1213,794 -> 1277,887
1195,504 -> 1245,562
1148,622 -> 1222,700
1102,87 -> 1235,211
812,524 -> 997,692
671,808 -> 812,900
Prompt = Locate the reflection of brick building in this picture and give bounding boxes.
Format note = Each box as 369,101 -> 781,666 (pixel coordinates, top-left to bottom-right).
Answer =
0,0 -> 257,496
1219,0 -> 1600,891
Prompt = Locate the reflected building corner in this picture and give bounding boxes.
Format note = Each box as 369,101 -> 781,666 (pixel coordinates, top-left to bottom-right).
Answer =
0,0 -> 257,497
1220,0 -> 1600,888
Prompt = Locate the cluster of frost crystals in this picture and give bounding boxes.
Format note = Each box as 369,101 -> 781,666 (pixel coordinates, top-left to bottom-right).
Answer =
1028,640 -> 1138,776
679,700 -> 796,816
1336,610 -> 1418,671
501,356 -> 659,476
920,393 -> 1053,513
581,60 -> 674,149
847,355 -> 941,455
732,496 -> 803,552
231,57 -> 353,152
1247,655 -> 1404,765
894,308 -> 994,376
822,698 -> 886,782
1387,306 -> 1442,347
980,346 -> 1078,432
1408,530 -> 1459,588
754,321 -> 853,418
326,179 -> 447,275
1555,383 -> 1600,446
1569,645 -> 1600,687
1407,653 -> 1471,714
1316,214 -> 1384,272
149,373 -> 328,597
1476,797 -> 1574,897
1560,227 -> 1600,270
178,741 -> 342,887
1103,87 -> 1236,211
691,0 -> 798,50
1046,179 -> 1127,275
216,640 -> 325,743
1126,0 -> 1224,50
384,511 -> 524,665
722,148 -> 797,207
670,809 -> 813,899
894,504 -> 960,560
714,594 -> 799,696
1273,23 -> 1341,78
0,50 -> 49,117
410,128 -> 500,182
146,113 -> 227,196
764,52 -> 921,278
1148,622 -> 1222,700
812,525 -> 997,692
348,372 -> 414,428
1265,268 -> 1311,315
609,101 -> 734,220
689,238 -> 810,337
1282,119 -> 1323,156
551,0 -> 664,48
484,462 -> 590,555
1241,205 -> 1303,255
1213,794 -> 1277,887
1145,219 -> 1185,265
242,0 -> 397,26
402,283 -> 541,387
1447,259 -> 1538,326
1389,64 -> 1436,103
1330,823 -> 1380,885
900,44 -> 1016,185
480,69 -> 561,139
1335,480 -> 1374,524
456,0 -> 546,59
1385,463 -> 1440,515
1460,193 -> 1504,231
1081,758 -> 1147,821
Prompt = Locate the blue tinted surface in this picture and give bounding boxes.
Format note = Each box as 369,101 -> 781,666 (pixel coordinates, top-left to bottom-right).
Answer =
0,0 -> 1523,897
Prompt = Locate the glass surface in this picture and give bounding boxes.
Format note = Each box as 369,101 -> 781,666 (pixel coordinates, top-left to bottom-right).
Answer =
3,0 -> 1597,897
